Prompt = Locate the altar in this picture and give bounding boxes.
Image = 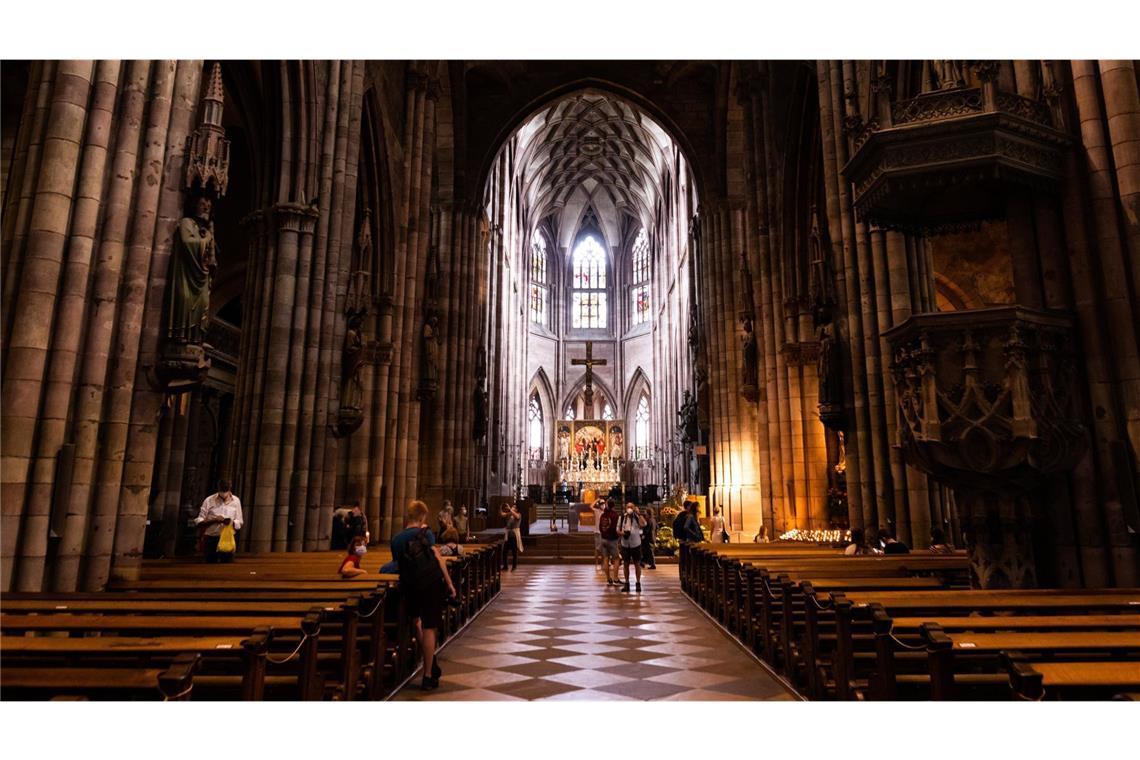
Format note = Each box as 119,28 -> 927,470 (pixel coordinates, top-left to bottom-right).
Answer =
556,418 -> 624,489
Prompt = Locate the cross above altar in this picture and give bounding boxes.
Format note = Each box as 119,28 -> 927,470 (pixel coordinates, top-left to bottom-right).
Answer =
571,341 -> 607,409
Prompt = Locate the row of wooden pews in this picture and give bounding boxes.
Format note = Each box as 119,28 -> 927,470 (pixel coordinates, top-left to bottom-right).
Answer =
1,542 -> 503,701
680,542 -> 1140,700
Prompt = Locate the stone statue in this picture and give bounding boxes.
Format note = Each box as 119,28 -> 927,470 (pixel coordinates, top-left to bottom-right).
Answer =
342,314 -> 365,410
740,315 -> 759,392
933,60 -> 967,91
472,347 -> 488,440
678,390 -> 699,443
817,318 -> 836,404
166,192 -> 218,344
422,314 -> 440,385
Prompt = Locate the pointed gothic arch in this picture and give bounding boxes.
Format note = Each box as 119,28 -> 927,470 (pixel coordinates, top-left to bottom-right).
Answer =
560,373 -> 618,421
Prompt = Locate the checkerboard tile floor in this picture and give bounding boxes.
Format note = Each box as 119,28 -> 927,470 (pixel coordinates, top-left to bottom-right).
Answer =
393,565 -> 797,701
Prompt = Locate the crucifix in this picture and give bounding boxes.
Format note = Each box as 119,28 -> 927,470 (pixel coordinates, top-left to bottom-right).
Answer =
571,341 -> 607,415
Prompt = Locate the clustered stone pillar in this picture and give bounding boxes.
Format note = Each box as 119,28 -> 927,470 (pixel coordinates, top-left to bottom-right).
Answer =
229,61 -> 365,555
814,60 -> 948,547
417,203 -> 488,514
1,61 -> 204,591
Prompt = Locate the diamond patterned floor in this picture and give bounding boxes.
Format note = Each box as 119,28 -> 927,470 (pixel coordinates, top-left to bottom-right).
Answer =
394,565 -> 797,701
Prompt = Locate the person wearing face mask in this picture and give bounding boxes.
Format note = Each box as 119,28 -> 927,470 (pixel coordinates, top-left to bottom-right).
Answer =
339,534 -> 370,578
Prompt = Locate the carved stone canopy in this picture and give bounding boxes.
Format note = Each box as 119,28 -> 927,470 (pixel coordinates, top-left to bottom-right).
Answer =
843,86 -> 1069,234
883,306 -> 1086,494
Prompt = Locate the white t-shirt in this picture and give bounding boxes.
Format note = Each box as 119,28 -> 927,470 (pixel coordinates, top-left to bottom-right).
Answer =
194,493 -> 244,537
618,513 -> 643,549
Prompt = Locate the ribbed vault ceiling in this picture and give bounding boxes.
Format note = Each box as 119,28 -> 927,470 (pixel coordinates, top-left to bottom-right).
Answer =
514,91 -> 677,233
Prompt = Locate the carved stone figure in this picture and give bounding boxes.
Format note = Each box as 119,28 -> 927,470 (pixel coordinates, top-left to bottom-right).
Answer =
933,60 -> 967,90
422,314 -> 440,385
165,193 -> 218,344
740,315 -> 759,399
342,314 -> 365,410
472,347 -> 488,440
678,390 -> 699,443
817,319 -> 836,403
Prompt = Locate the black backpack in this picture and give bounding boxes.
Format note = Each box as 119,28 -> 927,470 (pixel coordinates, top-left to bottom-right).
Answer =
398,528 -> 444,592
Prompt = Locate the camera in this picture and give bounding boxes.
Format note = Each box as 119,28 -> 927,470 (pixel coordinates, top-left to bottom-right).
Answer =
622,530 -> 632,539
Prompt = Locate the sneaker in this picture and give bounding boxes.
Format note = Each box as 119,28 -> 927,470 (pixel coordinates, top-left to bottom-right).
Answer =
621,583 -> 631,592
635,582 -> 642,592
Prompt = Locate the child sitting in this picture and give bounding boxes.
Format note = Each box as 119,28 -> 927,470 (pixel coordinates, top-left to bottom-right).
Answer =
339,535 -> 369,578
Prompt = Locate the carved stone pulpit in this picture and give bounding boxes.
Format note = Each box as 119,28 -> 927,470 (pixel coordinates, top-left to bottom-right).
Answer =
883,306 -> 1086,588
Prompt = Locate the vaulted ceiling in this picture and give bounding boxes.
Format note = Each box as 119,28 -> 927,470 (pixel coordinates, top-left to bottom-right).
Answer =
513,91 -> 679,245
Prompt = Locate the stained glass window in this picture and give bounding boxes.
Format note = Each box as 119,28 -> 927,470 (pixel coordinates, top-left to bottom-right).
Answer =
565,405 -> 575,421
602,403 -> 614,421
631,286 -> 650,326
528,393 -> 544,460
529,233 -> 548,326
634,395 -> 650,461
632,227 -> 650,283
571,235 -> 607,328
630,228 -> 651,325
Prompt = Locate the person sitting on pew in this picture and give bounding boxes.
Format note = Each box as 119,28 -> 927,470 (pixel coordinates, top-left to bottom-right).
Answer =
194,479 -> 243,563
438,527 -> 464,557
455,505 -> 470,541
844,527 -> 868,555
878,527 -> 910,554
339,535 -> 369,578
928,527 -> 955,554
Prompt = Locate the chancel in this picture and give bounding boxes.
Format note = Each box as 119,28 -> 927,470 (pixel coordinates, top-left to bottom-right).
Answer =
2,56 -> 1139,705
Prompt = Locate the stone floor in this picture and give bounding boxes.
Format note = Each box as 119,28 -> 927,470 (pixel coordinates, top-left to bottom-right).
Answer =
393,564 -> 798,701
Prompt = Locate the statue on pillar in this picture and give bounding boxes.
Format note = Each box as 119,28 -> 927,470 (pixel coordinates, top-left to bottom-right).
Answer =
472,346 -> 488,440
740,314 -> 760,402
166,190 -> 218,345
157,62 -> 229,391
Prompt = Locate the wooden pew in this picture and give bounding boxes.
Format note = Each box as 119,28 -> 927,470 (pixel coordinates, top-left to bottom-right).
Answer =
1,652 -> 201,701
0,631 -> 270,700
922,627 -> 1140,700
1003,654 -> 1140,701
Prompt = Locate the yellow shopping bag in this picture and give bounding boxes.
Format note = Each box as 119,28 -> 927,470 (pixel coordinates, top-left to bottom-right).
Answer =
217,522 -> 236,553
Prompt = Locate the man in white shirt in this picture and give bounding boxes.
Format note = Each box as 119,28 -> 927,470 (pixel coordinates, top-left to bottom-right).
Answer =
194,479 -> 243,563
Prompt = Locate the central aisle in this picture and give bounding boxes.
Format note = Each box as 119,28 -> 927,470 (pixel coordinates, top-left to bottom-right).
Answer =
394,565 -> 797,701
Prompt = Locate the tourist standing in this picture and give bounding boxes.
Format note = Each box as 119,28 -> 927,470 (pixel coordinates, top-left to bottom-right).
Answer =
640,506 -> 657,570
501,502 -> 523,571
194,479 -> 243,563
709,506 -> 728,543
597,500 -> 622,586
392,500 -> 457,690
345,503 -> 369,544
617,502 -> 647,592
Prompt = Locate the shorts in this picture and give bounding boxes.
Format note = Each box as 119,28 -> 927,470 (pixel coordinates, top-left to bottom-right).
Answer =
402,581 -> 444,630
594,532 -> 602,550
600,539 -> 619,559
620,544 -> 641,562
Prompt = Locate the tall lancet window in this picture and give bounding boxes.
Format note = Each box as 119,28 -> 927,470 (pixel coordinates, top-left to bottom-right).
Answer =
634,394 -> 650,460
602,403 -> 614,421
529,232 -> 549,326
630,227 -> 651,326
571,235 -> 607,329
528,393 -> 544,460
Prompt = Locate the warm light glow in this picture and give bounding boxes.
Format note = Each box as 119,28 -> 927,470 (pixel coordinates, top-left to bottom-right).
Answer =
778,528 -> 850,544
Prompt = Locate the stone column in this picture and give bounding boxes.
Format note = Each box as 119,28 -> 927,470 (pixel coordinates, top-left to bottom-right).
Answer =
1,61 -> 95,590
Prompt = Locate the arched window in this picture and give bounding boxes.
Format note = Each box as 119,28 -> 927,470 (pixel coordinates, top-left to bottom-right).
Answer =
529,232 -> 549,326
571,234 -> 607,329
630,227 -> 651,326
528,393 -> 544,460
634,395 -> 650,460
565,405 -> 575,421
602,403 -> 614,421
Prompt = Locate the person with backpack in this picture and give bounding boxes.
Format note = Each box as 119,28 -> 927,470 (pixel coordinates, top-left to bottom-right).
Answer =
391,499 -> 458,690
596,500 -> 622,586
617,502 -> 648,592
